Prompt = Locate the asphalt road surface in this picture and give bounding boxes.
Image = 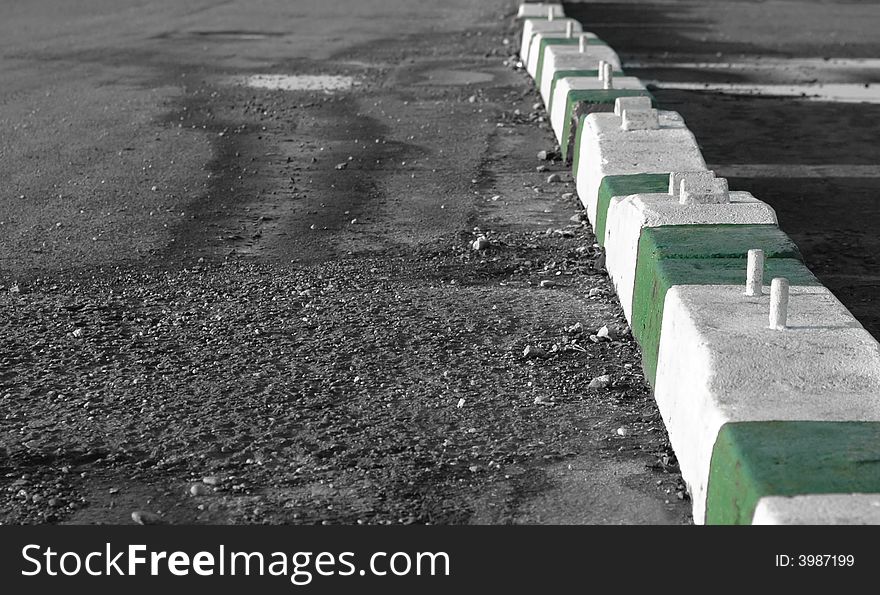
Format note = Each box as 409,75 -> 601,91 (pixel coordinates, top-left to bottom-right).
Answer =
3,0 -> 876,526
0,0 -> 690,524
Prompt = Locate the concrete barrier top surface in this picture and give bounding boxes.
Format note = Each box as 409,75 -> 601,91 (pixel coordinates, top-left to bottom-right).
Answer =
608,191 -> 778,229
517,3 -> 566,19
603,193 -> 780,324
520,18 -> 583,63
630,257 -> 819,388
575,113 -> 706,222
526,31 -> 604,78
586,110 -> 689,134
533,40 -> 620,86
540,49 -> 626,102
655,284 -> 880,523
549,78 -> 647,142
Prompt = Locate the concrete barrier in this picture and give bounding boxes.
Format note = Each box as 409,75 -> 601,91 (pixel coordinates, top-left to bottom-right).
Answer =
520,18 -> 583,67
526,32 -> 605,81
622,222 -> 810,385
572,109 -> 705,224
546,67 -> 626,117
552,79 -> 652,162
514,1 -> 880,525
655,285 -> 880,524
594,174 -> 670,245
538,43 -> 623,104
632,254 -> 815,388
603,186 -> 781,326
517,2 -> 565,19
752,493 -> 880,525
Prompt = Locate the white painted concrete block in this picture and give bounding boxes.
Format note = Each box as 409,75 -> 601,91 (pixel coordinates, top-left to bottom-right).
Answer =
549,77 -> 645,144
680,176 -> 730,205
614,96 -> 652,116
517,3 -> 566,19
603,191 -> 778,323
621,108 -> 660,131
752,494 -> 880,525
669,170 -> 711,198
538,44 -> 622,102
520,18 -> 583,67
574,111 -> 706,223
654,284 -> 880,524
525,31 -> 601,79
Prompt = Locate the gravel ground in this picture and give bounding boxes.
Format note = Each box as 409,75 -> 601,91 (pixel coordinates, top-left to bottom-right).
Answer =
0,228 -> 687,524
0,0 -> 689,524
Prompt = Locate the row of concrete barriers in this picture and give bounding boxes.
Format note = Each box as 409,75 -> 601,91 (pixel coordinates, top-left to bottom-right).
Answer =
515,1 -> 880,524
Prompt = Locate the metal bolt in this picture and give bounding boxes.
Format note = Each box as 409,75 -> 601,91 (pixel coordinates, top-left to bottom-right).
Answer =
769,277 -> 790,330
548,7 -> 554,20
579,35 -> 587,53
566,21 -> 573,38
745,249 -> 764,296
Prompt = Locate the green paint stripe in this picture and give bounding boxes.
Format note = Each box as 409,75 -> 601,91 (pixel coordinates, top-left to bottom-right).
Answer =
548,71 -> 598,117
547,69 -> 625,116
594,173 -> 670,246
630,224 -> 805,385
637,224 -> 803,260
561,89 -> 656,163
707,421 -> 880,524
634,258 -> 818,386
534,37 -> 608,83
571,116 -> 586,179
539,36 -> 608,49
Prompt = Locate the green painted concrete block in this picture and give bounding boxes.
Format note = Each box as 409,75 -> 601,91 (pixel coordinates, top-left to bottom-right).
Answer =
706,421 -> 880,525
565,89 -> 656,165
637,224 -> 802,261
594,173 -> 670,246
548,69 -> 625,116
633,257 -> 819,386
631,224 -> 805,385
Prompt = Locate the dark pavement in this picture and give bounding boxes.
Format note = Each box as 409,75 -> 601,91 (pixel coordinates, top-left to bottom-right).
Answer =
0,1 -> 689,524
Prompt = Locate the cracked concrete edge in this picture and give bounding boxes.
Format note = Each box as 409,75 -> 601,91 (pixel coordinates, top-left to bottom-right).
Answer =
514,1 -> 880,525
